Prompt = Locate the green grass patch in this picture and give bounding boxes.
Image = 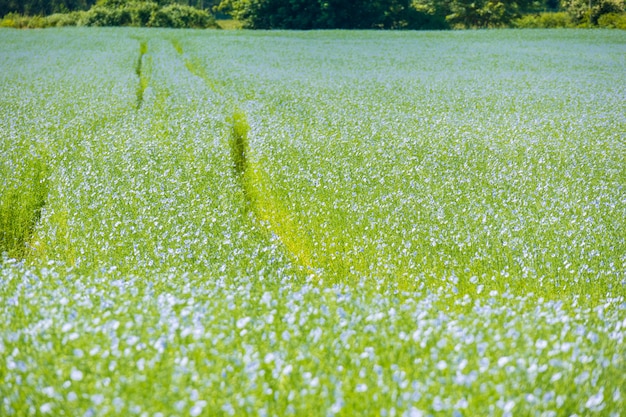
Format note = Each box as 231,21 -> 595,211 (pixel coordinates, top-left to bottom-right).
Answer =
135,40 -> 148,109
0,149 -> 49,260
216,19 -> 243,30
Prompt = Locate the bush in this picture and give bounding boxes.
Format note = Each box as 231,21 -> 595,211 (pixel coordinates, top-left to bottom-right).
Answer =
0,13 -> 62,28
597,12 -> 626,28
514,12 -> 575,28
45,12 -> 86,26
219,0 -> 446,29
1,2 -> 218,29
79,5 -> 132,26
562,0 -> 625,25
25,15 -> 48,28
126,1 -> 159,26
0,13 -> 31,28
149,4 -> 217,28
0,11 -> 88,28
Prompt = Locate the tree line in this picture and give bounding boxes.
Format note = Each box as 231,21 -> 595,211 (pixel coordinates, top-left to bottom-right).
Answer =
1,0 -> 624,29
0,0 -> 219,18
218,0 -> 625,29
0,0 -> 221,28
0,0 -> 97,17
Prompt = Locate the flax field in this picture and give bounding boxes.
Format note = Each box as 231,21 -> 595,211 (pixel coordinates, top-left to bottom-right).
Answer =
1,28 -> 625,416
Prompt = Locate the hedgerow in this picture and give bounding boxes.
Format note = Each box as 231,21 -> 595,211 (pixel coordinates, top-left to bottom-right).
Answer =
0,1 -> 218,29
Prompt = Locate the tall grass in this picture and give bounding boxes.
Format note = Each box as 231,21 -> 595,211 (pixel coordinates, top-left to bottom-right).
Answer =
0,146 -> 49,259
229,108 -> 250,179
135,40 -> 148,109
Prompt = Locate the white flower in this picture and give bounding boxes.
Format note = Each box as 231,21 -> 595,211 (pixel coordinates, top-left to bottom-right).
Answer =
585,390 -> 604,411
190,401 -> 207,417
236,317 -> 251,329
70,368 -> 83,381
502,400 -> 514,412
42,386 -> 55,397
407,407 -> 424,417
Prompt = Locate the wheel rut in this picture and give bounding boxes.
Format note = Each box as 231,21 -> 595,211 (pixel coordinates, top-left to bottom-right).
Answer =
135,41 -> 148,109
169,37 -> 318,276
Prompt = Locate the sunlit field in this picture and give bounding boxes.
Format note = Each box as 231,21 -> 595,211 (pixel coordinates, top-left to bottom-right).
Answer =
1,28 -> 625,416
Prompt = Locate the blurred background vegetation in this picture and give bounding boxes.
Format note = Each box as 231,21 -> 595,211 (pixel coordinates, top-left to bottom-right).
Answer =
217,0 -> 625,29
0,0 -> 624,30
0,0 -> 220,28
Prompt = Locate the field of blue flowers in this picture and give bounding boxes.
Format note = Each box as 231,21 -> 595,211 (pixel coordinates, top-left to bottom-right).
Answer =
1,28 -> 625,416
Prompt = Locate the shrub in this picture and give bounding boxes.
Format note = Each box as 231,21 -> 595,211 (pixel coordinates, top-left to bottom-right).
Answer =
79,5 -> 132,26
149,4 -> 217,28
0,13 -> 68,29
26,15 -> 49,28
45,12 -> 82,27
562,0 -> 625,25
1,2 -> 218,29
0,13 -> 31,28
597,12 -> 626,28
126,1 -> 159,26
514,12 -> 575,28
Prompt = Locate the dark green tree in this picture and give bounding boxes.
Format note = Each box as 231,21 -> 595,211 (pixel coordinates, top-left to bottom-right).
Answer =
218,0 -> 448,29
436,0 -> 542,27
0,0 -> 97,16
0,0 -> 217,16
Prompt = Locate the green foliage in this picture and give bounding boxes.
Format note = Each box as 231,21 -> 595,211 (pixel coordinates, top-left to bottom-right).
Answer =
84,1 -> 215,27
1,0 -> 217,29
0,0 -> 212,18
149,3 -> 217,27
216,17 -> 243,28
127,1 -> 160,25
444,0 -> 543,28
228,109 -> 250,178
562,0 -> 625,24
0,12 -> 30,28
46,11 -> 88,26
218,0 -> 549,29
218,0 -> 449,29
0,0 -> 97,18
0,148 -> 49,260
80,4 -> 133,25
0,11 -> 88,27
96,0 -> 174,6
513,11 -> 575,26
597,11 -> 626,27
